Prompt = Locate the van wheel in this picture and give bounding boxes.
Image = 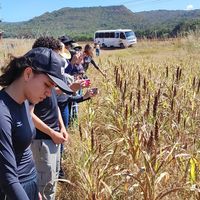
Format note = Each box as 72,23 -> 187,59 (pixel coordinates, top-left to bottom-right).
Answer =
120,43 -> 125,48
102,43 -> 106,48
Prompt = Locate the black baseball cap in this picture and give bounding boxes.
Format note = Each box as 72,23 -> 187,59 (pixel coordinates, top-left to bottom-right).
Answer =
24,47 -> 73,94
58,35 -> 75,45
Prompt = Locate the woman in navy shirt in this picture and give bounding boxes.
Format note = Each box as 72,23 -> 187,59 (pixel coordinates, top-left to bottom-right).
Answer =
0,47 -> 71,200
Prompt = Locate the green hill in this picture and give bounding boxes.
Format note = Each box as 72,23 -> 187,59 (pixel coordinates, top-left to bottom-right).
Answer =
1,5 -> 200,39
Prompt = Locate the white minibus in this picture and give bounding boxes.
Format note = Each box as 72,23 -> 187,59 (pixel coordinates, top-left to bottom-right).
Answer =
94,29 -> 137,48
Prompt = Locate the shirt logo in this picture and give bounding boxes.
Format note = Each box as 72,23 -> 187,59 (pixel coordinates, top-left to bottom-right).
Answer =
61,67 -> 65,75
16,121 -> 23,127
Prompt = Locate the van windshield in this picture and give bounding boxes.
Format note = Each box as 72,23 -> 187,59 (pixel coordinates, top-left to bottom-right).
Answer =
125,31 -> 135,38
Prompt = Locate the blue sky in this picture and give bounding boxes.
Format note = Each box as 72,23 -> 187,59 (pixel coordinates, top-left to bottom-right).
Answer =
1,0 -> 200,22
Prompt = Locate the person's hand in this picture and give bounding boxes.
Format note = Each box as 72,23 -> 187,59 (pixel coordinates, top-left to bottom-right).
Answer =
60,126 -> 69,143
49,129 -> 67,144
38,192 -> 42,200
75,52 -> 84,65
100,70 -> 107,78
83,88 -> 98,99
82,79 -> 91,88
102,72 -> 107,78
69,79 -> 85,92
54,87 -> 63,95
70,53 -> 79,65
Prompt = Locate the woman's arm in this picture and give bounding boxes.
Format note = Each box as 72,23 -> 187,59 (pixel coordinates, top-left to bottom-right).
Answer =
68,89 -> 98,104
30,105 -> 67,144
91,59 -> 106,77
58,107 -> 69,142
0,115 -> 29,200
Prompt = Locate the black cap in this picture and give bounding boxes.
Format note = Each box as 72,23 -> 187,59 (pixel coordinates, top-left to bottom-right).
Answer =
24,47 -> 73,94
58,35 -> 75,45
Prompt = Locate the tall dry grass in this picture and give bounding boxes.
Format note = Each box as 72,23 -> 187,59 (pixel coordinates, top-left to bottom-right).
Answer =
1,35 -> 200,200
0,38 -> 34,70
57,36 -> 200,200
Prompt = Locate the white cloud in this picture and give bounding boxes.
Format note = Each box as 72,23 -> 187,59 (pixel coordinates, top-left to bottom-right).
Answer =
186,4 -> 194,10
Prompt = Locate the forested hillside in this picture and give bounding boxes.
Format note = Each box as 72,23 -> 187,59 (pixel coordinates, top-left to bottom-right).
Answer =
1,5 -> 200,40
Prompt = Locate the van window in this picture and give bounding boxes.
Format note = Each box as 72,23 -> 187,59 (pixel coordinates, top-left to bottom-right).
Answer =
125,31 -> 135,38
95,33 -> 99,38
120,32 -> 126,39
115,32 -> 120,38
109,32 -> 115,38
99,32 -> 104,38
105,32 -> 109,38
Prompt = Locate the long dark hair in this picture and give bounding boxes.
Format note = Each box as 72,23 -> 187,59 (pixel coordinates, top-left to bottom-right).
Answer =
84,44 -> 93,56
0,56 -> 31,87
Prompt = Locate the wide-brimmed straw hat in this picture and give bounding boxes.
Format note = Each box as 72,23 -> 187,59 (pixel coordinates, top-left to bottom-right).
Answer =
59,42 -> 71,60
71,43 -> 82,51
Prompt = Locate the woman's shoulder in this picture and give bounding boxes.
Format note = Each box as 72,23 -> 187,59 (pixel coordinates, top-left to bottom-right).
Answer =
0,90 -> 21,119
0,91 -> 10,109
0,99 -> 13,127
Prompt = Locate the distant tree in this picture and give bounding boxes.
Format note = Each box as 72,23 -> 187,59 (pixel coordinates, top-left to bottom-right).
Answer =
171,20 -> 200,37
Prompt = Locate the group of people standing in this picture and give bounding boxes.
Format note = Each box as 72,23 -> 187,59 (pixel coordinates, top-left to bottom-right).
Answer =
0,35 -> 106,200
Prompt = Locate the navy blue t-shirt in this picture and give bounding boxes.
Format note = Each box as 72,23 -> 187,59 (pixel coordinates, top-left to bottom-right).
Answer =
0,90 -> 37,200
34,88 -> 59,139
65,63 -> 85,76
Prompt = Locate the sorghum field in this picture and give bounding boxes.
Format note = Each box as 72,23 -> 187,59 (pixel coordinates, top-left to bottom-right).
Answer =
1,34 -> 200,200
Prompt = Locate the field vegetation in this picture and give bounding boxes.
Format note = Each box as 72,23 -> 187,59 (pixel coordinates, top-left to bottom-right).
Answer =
1,33 -> 200,199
